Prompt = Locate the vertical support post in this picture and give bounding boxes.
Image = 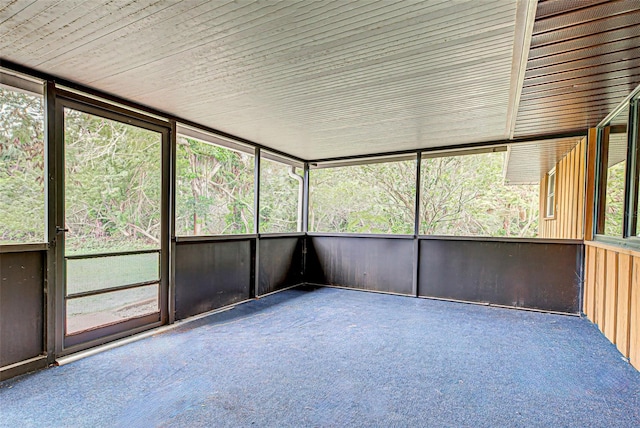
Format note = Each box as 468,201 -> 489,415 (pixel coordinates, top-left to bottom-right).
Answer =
595,126 -> 610,236
52,83 -> 65,355
302,162 -> 310,280
413,152 -> 422,237
254,148 -> 261,235
412,152 -> 422,297
584,127 -> 598,241
44,80 -> 58,363
253,148 -> 261,298
302,163 -> 310,233
167,120 -> 177,324
625,99 -> 639,236
158,124 -> 171,325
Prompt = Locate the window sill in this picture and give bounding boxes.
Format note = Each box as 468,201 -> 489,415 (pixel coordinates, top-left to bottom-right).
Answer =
591,235 -> 640,253
0,243 -> 48,253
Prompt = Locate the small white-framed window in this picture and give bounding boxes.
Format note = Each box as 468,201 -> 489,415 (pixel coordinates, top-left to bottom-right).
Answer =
545,168 -> 556,218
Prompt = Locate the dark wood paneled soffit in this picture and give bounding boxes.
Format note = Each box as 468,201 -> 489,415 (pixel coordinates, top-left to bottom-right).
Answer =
514,0 -> 640,138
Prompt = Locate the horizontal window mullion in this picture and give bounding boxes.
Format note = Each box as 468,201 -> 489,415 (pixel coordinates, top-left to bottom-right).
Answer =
66,280 -> 158,300
65,249 -> 160,260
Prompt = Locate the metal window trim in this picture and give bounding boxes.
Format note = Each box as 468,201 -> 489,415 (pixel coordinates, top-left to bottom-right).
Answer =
310,145 -> 510,170
0,243 -> 48,253
306,232 -> 414,240
65,280 -> 159,300
596,82 -> 640,129
310,153 -> 417,170
423,145 -> 509,160
302,163 -> 310,233
64,249 -> 160,260
57,85 -> 169,125
259,232 -> 306,239
412,152 -> 422,297
57,90 -> 169,133
594,125 -> 610,236
594,91 -> 640,240
253,147 -> 261,299
306,131 -> 585,165
626,98 -> 640,236
62,314 -> 162,352
168,119 -> 177,325
418,234 -> 583,245
175,234 -> 258,243
176,123 -> 255,156
261,149 -> 305,169
0,69 -> 43,96
592,234 -> 640,253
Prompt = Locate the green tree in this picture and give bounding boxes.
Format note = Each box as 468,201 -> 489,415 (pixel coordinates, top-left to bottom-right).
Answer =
603,161 -> 625,237
310,153 -> 539,237
310,161 -> 415,234
63,109 -> 162,253
0,87 -> 45,243
1,87 -> 540,246
259,160 -> 302,233
175,137 -> 254,235
421,153 -> 538,237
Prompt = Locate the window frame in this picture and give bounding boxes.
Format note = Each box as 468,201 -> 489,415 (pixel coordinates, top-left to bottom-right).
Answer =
308,157 -> 417,235
0,73 -> 46,246
174,125 -> 257,238
259,150 -> 305,235
545,168 -> 556,219
594,90 -> 640,246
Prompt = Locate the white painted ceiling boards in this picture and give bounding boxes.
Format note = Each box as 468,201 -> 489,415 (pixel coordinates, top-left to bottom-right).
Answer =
0,0 -> 530,160
2,0 -> 640,168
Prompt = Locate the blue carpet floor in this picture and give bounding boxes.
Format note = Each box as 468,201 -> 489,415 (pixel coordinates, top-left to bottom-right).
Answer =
1,286 -> 639,427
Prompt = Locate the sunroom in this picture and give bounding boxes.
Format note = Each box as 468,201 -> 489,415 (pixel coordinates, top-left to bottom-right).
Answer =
0,1 -> 639,426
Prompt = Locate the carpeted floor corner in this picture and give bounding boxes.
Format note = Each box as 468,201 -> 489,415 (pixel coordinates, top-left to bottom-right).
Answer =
1,286 -> 638,427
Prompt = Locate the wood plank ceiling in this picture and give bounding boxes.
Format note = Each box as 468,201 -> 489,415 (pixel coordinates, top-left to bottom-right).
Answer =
1,0 -> 639,167
504,137 -> 583,184
513,0 -> 640,137
506,0 -> 640,183
0,0 -> 529,160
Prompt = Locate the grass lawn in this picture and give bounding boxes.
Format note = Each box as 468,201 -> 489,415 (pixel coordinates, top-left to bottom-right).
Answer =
66,252 -> 159,295
64,250 -> 160,332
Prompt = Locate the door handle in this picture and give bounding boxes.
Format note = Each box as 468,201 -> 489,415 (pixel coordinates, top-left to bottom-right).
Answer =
56,226 -> 69,233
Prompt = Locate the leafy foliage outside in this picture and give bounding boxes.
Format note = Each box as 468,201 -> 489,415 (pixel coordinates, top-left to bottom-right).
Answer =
259,158 -> 302,233
604,161 -> 625,237
63,109 -> 162,254
3,88 -> 540,246
0,87 -> 45,244
420,153 -> 539,237
176,137 -> 254,235
175,142 -> 304,235
310,153 -> 539,238
310,161 -> 415,234
602,120 -> 628,238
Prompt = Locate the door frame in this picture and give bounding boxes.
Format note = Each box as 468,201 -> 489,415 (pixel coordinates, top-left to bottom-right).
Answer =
52,89 -> 171,356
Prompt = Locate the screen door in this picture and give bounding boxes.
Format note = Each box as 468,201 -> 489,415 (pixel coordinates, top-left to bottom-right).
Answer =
59,98 -> 169,350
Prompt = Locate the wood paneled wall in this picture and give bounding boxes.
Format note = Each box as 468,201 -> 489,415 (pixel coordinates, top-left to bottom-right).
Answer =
581,128 -> 639,372
539,138 -> 586,239
584,241 -> 640,371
